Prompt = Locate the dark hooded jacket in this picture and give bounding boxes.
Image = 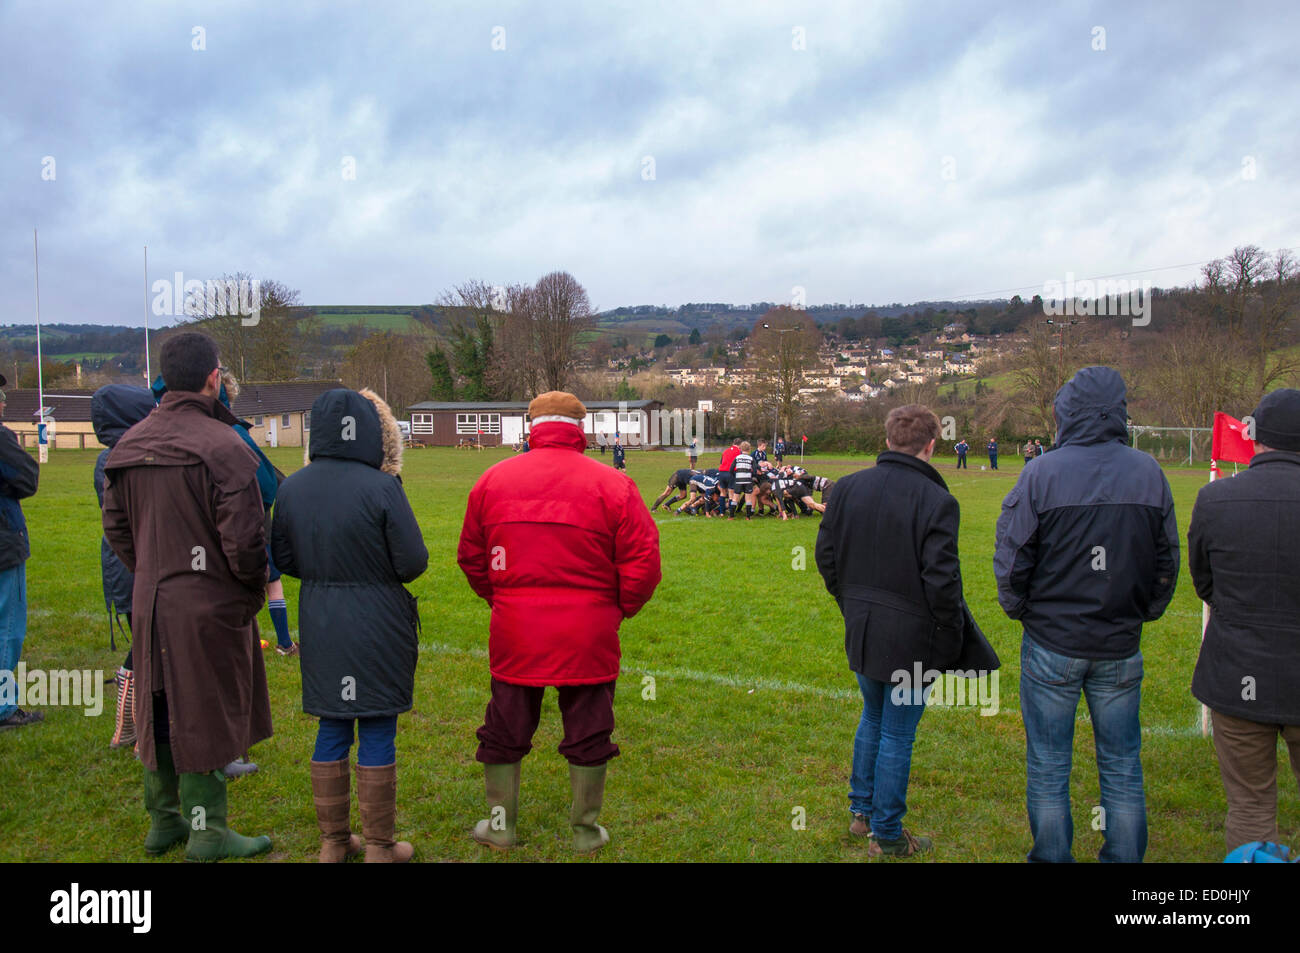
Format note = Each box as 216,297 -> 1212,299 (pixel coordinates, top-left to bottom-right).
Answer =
994,366 -> 1179,659
271,389 -> 428,718
92,385 -> 156,633
0,414 -> 39,572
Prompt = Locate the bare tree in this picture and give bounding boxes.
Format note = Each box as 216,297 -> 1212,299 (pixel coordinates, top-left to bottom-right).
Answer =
182,273 -> 305,381
1200,245 -> 1300,394
531,271 -> 595,392
1142,307 -> 1253,427
341,330 -> 434,414
749,307 -> 821,439
489,283 -> 541,399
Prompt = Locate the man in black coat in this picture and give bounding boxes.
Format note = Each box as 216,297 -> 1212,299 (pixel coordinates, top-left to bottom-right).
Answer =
1189,388 -> 1300,854
816,404 -> 969,857
995,366 -> 1178,863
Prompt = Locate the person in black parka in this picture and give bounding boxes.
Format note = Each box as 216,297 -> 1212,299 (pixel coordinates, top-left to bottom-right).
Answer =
271,388 -> 428,863
91,384 -> 157,749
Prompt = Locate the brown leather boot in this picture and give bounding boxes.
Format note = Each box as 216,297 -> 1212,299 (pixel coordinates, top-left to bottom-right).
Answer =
355,763 -> 413,863
311,759 -> 362,863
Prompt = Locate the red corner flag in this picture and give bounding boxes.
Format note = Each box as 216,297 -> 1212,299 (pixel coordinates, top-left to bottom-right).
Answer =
1211,412 -> 1254,465
801,434 -> 807,442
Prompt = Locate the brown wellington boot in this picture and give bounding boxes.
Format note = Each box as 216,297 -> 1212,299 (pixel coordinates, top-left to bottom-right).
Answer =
311,759 -> 362,863
355,762 -> 413,863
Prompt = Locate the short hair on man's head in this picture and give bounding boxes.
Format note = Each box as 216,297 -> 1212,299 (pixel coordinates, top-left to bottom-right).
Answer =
740,440 -> 752,453
160,332 -> 220,394
885,404 -> 940,455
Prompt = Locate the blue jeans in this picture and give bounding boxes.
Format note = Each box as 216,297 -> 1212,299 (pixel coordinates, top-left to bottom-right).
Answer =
0,564 -> 28,720
313,716 -> 398,767
1020,638 -> 1147,863
849,673 -> 927,841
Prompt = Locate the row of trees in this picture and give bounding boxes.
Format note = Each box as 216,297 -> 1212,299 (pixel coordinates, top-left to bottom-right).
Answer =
428,272 -> 595,401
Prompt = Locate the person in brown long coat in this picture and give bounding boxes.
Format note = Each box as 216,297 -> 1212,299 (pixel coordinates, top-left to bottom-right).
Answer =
103,331 -> 273,861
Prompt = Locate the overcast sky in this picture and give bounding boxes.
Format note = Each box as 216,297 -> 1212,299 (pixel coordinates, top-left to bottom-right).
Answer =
2,0 -> 1297,326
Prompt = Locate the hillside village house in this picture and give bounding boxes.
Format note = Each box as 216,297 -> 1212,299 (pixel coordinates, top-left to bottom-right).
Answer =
406,399 -> 665,447
4,379 -> 340,449
231,380 -> 341,447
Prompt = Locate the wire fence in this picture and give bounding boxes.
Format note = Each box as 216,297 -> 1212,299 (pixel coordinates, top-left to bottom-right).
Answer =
1129,426 -> 1213,466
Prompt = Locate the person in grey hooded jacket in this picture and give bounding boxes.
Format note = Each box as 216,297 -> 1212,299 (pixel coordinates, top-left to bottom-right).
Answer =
271,388 -> 427,863
995,366 -> 1178,863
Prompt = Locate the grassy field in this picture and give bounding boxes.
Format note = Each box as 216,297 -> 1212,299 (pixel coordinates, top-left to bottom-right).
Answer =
2,446 -> 1291,863
313,311 -> 424,332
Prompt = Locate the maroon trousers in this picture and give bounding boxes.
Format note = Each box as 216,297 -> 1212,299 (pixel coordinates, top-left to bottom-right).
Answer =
476,678 -> 619,767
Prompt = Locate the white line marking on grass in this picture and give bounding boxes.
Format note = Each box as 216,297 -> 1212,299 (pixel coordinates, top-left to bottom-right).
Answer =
418,641 -> 1201,734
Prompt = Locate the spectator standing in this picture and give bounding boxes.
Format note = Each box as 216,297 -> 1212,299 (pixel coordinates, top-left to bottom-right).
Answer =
816,404 -> 992,856
103,333 -> 273,860
995,366 -> 1178,863
1188,389 -> 1300,854
273,388 -> 428,863
0,376 -> 40,731
458,392 -> 661,853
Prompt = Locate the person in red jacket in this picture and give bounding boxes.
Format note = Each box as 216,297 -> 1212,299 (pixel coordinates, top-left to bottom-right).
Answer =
457,391 -> 662,854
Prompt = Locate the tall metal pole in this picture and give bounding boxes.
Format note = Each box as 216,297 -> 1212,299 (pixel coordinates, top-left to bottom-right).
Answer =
143,246 -> 151,383
34,230 -> 44,409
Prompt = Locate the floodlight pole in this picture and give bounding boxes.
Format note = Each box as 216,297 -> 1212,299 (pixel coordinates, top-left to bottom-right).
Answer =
144,246 -> 152,383
34,229 -> 44,417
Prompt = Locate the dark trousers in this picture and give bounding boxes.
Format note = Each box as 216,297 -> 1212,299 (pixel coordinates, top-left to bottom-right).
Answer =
153,691 -> 169,744
956,455 -> 967,469
314,716 -> 398,766
476,678 -> 619,767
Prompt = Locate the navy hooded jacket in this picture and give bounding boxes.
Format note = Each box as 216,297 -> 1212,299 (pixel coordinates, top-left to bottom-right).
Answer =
92,385 -> 157,626
994,366 -> 1179,659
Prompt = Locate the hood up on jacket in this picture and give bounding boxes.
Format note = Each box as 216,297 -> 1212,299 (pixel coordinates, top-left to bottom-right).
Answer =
308,388 -> 385,470
1054,365 -> 1129,448
91,384 -> 156,448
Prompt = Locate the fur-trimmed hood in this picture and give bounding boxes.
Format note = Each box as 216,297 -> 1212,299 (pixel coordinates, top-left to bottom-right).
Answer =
359,387 -> 403,476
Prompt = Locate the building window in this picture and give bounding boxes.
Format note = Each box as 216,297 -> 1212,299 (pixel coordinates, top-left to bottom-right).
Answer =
456,412 -> 501,435
411,413 -> 433,435
304,412 -> 311,431
254,415 -> 263,427
282,414 -> 291,428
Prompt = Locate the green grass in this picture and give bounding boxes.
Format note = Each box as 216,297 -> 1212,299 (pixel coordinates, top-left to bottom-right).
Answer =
312,311 -> 423,332
2,447 -> 1291,863
44,352 -> 118,363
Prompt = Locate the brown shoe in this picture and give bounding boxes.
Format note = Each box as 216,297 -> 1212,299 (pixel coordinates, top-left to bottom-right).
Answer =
355,763 -> 413,863
849,813 -> 870,838
311,759 -> 362,863
867,828 -> 933,858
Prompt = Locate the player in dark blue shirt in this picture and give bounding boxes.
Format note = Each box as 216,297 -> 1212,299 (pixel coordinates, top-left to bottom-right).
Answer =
651,468 -> 700,512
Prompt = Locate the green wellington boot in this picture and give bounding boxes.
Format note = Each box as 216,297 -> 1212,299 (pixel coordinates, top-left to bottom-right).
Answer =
143,743 -> 189,855
569,763 -> 610,854
471,762 -> 520,850
179,769 -> 272,862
